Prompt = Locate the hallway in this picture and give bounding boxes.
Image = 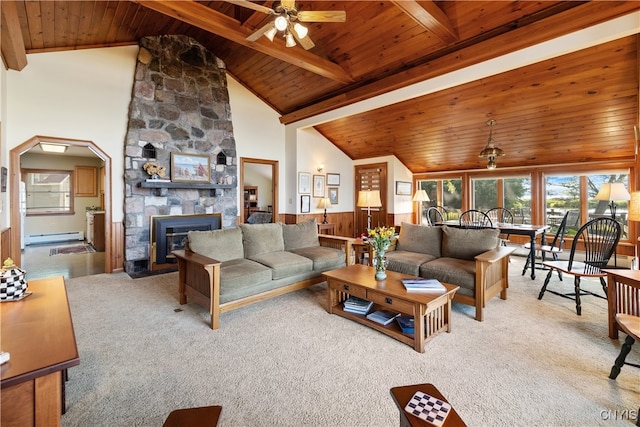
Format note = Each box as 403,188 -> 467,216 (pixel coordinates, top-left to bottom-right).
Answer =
21,242 -> 105,281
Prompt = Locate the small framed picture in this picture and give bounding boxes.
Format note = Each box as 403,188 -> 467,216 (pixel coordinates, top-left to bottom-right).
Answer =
298,172 -> 311,194
395,181 -> 412,196
171,153 -> 211,183
313,174 -> 325,198
326,173 -> 340,186
328,187 -> 339,204
301,195 -> 311,213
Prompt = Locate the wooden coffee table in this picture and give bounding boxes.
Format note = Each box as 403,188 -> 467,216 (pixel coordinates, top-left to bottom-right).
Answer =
323,264 -> 458,353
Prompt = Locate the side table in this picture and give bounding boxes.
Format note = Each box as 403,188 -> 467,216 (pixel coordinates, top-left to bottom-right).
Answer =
390,383 -> 466,427
317,222 -> 335,235
352,238 -> 370,265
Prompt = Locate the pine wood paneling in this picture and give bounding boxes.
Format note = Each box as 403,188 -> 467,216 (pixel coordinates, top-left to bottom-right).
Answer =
1,228 -> 11,264
110,221 -> 124,272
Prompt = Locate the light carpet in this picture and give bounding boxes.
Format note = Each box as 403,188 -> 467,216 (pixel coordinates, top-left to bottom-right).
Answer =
61,257 -> 639,426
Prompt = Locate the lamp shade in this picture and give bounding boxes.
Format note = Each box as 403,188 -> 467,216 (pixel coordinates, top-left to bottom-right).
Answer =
595,183 -> 631,201
357,190 -> 382,208
628,192 -> 640,222
317,197 -> 332,209
412,189 -> 429,202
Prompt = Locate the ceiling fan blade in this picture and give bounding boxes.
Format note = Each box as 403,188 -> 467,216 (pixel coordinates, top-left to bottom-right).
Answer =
225,0 -> 274,15
246,22 -> 275,42
292,29 -> 315,50
297,10 -> 346,22
280,0 -> 296,9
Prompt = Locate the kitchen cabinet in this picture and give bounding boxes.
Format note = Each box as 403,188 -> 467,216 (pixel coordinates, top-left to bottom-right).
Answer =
86,211 -> 105,251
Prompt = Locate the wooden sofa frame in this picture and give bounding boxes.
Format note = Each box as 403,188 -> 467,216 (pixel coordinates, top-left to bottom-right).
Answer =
173,235 -> 353,329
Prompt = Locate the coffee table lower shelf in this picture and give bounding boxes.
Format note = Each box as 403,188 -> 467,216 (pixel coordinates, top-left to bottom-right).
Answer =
324,265 -> 458,353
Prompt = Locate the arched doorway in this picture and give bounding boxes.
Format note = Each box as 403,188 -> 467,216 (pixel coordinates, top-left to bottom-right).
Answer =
10,136 -> 113,273
240,158 -> 278,223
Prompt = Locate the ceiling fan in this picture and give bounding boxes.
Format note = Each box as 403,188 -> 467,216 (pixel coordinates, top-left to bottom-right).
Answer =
227,0 -> 346,50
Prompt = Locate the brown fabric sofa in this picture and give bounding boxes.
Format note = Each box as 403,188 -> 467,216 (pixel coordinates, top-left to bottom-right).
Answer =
385,222 -> 515,321
172,219 -> 353,329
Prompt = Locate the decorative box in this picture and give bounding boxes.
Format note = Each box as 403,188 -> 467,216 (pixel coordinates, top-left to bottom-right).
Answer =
0,258 -> 28,301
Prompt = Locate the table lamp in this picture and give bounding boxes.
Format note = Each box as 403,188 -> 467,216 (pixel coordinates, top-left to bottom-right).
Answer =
412,189 -> 429,222
628,191 -> 640,269
317,197 -> 332,224
595,183 -> 631,219
357,190 -> 382,231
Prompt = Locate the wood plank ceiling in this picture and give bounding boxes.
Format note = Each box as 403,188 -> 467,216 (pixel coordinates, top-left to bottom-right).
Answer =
2,1 -> 639,173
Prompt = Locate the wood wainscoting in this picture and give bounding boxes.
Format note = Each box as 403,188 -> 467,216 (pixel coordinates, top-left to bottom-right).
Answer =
110,221 -> 125,272
1,228 -> 11,263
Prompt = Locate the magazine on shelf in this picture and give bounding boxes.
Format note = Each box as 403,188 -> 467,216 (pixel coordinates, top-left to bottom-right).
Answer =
366,310 -> 400,325
343,296 -> 373,314
401,278 -> 446,292
396,315 -> 415,334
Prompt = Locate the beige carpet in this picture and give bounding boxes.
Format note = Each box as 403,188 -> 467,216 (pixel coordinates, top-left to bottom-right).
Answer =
61,257 -> 639,426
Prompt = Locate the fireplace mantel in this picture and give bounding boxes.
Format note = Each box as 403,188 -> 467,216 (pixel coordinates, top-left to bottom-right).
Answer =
139,181 -> 234,196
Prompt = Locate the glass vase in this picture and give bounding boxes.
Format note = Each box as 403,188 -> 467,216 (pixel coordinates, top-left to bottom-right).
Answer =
373,251 -> 387,280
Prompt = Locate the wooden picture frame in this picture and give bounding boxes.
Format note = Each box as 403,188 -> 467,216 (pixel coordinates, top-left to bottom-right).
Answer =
326,173 -> 340,186
298,172 -> 311,194
301,195 -> 311,213
171,153 -> 210,183
313,174 -> 325,198
328,187 -> 339,204
395,181 -> 412,196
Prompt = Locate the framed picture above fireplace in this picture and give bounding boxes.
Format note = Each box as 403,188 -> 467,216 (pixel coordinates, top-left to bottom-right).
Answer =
171,153 -> 211,183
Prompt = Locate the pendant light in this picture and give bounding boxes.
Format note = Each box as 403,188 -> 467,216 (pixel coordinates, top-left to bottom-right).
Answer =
478,119 -> 504,169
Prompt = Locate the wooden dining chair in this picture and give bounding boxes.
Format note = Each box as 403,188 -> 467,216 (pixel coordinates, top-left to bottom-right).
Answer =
459,209 -> 493,229
538,217 -> 622,315
425,206 -> 446,226
485,207 -> 514,245
608,312 -> 640,427
522,210 -> 579,278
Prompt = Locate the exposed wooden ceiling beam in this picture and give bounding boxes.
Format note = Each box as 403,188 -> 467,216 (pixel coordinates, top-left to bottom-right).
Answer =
391,0 -> 458,45
134,0 -> 353,83
1,0 -> 28,71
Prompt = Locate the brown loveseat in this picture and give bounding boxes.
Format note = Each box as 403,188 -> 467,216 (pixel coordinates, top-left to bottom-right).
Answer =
384,222 -> 515,321
172,219 -> 353,329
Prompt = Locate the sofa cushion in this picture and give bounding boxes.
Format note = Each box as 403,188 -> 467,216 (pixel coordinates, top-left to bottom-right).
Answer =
396,222 -> 442,258
239,223 -> 285,258
282,219 -> 320,251
289,246 -> 345,271
188,228 -> 244,262
386,250 -> 437,276
419,257 -> 476,297
441,225 -> 500,261
219,259 -> 277,304
249,251 -> 313,280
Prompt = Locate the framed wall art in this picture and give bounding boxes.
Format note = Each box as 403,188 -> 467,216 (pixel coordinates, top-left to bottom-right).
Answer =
313,174 -> 325,198
171,153 -> 210,183
326,173 -> 340,186
301,195 -> 311,213
298,172 -> 311,194
328,187 -> 339,205
395,181 -> 412,196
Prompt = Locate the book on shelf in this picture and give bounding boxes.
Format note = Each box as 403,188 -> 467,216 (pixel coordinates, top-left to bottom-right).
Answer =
146,178 -> 171,182
366,310 -> 400,326
401,278 -> 446,292
343,296 -> 373,315
396,315 -> 415,334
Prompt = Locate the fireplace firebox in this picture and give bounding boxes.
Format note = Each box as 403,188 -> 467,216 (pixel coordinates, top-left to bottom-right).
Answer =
151,214 -> 222,266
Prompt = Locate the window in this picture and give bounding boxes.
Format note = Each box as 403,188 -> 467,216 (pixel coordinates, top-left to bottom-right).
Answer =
23,169 -> 74,215
416,178 -> 462,224
470,176 -> 532,224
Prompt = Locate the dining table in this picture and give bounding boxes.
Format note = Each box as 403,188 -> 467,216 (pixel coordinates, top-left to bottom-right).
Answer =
441,221 -> 550,279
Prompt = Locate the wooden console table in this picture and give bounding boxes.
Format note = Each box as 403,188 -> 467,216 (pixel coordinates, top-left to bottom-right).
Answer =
317,223 -> 335,235
1,276 -> 79,427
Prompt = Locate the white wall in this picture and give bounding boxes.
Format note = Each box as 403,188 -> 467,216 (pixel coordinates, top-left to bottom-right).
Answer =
6,46 -> 138,223
1,60 -> 8,227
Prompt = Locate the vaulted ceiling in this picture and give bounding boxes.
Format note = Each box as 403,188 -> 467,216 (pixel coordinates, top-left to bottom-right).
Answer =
2,1 -> 639,172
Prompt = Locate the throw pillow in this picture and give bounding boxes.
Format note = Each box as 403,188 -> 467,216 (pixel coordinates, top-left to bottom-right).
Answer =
282,219 -> 320,250
441,225 -> 500,261
396,222 -> 442,258
188,228 -> 244,262
239,223 -> 285,258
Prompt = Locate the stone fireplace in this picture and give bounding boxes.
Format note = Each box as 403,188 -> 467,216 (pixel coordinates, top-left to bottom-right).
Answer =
123,35 -> 237,275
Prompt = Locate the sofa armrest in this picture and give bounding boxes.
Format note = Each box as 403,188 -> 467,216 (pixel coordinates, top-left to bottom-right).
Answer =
473,246 -> 516,321
172,249 -> 222,329
319,235 -> 355,266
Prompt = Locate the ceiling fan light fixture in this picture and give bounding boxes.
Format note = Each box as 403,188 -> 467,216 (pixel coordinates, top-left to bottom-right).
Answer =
264,26 -> 277,42
293,23 -> 308,39
274,14 -> 289,31
285,32 -> 296,47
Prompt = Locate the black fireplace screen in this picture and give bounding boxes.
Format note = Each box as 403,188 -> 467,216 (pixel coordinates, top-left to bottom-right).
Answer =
151,214 -> 222,264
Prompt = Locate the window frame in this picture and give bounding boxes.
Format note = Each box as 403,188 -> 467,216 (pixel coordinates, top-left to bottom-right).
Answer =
22,168 -> 75,216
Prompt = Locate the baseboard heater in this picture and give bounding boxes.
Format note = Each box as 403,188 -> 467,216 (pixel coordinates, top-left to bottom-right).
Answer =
27,231 -> 85,245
